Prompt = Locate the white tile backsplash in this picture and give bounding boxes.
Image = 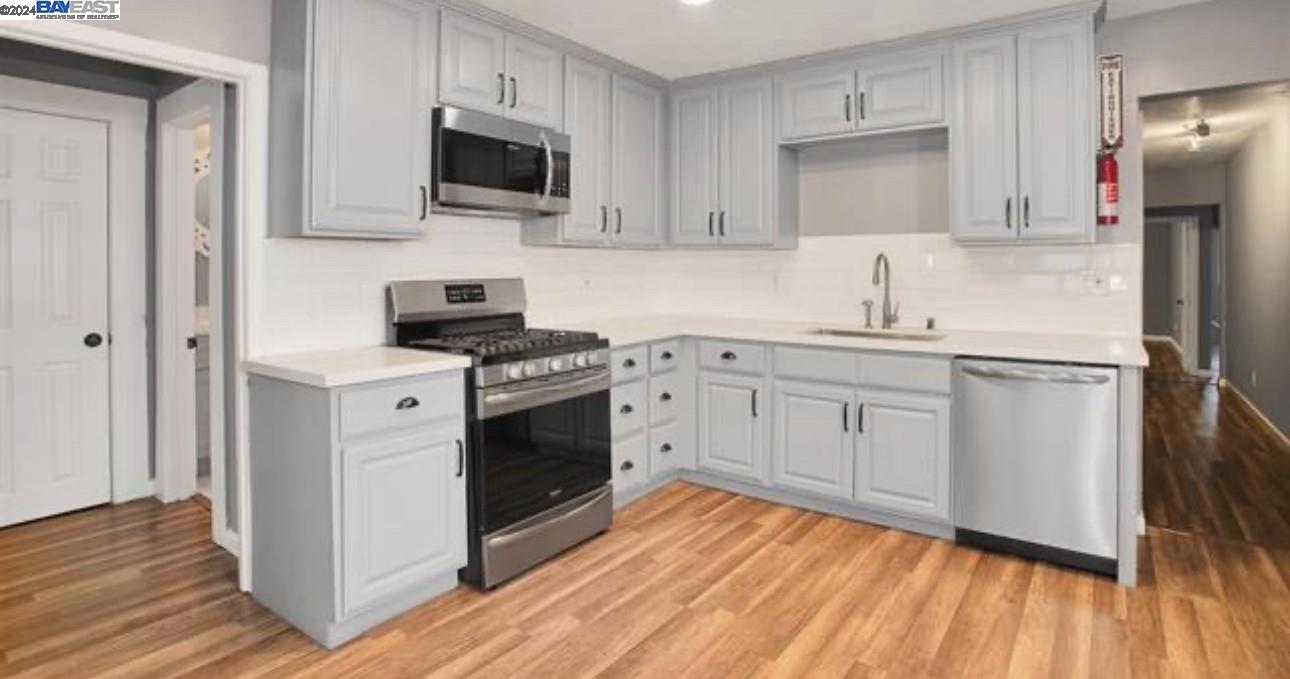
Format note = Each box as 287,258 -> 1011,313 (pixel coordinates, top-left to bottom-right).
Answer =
252,215 -> 1141,355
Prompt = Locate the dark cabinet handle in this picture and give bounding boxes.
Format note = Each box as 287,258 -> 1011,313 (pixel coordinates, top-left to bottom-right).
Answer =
661,351 -> 673,361
455,440 -> 464,477
660,443 -> 673,453
858,403 -> 865,433
844,93 -> 851,122
843,402 -> 849,432
1024,196 -> 1030,228
620,460 -> 634,472
509,76 -> 517,108
1005,197 -> 1013,229
719,211 -> 726,237
187,336 -> 198,350
620,404 -> 634,415
615,207 -> 622,234
859,91 -> 866,120
600,205 -> 608,232
84,332 -> 104,348
720,351 -> 737,361
751,389 -> 759,417
395,396 -> 420,410
496,73 -> 505,105
419,185 -> 428,220
623,358 -> 636,368
660,392 -> 673,403
708,211 -> 714,237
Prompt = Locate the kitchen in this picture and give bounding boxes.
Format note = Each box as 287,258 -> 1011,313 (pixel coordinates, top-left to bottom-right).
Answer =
4,0 -> 1289,676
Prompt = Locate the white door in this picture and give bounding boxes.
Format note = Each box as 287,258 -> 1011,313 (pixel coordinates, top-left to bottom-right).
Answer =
0,108 -> 111,527
855,53 -> 944,131
439,8 -> 506,115
503,34 -> 562,128
772,380 -> 854,500
719,77 -> 774,246
312,0 -> 432,236
1171,218 -> 1201,371
854,392 -> 950,521
697,371 -> 765,483
610,75 -> 664,246
671,87 -> 718,246
778,68 -> 855,140
341,426 -> 466,616
1016,20 -> 1093,242
950,33 -> 1018,242
561,58 -> 611,244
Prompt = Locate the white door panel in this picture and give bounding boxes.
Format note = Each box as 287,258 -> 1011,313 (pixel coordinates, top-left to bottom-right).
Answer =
504,34 -> 562,128
0,108 -> 110,527
439,9 -> 506,114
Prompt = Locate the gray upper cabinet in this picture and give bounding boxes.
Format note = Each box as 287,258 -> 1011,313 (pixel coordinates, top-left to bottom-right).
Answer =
269,0 -> 434,239
611,75 -> 666,246
778,50 -> 944,142
439,9 -> 563,130
671,77 -> 774,247
951,18 -> 1094,244
559,57 -> 613,244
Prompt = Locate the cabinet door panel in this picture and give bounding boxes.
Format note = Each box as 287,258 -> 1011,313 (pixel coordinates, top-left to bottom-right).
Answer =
855,54 -> 944,131
1017,20 -> 1093,242
671,87 -> 719,246
854,392 -> 950,521
950,34 -> 1018,242
778,69 -> 855,140
697,372 -> 766,483
561,58 -> 611,244
341,427 -> 465,616
772,380 -> 854,500
611,75 -> 665,246
439,9 -> 506,114
719,78 -> 774,246
504,34 -> 562,129
310,0 -> 432,236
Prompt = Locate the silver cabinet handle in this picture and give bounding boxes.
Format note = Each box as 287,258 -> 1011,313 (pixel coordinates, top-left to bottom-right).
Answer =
509,76 -> 517,108
844,93 -> 852,122
455,440 -> 464,477
961,365 -> 1111,385
496,73 -> 505,105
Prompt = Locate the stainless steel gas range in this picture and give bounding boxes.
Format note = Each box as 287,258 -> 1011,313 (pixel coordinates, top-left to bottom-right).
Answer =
387,278 -> 611,588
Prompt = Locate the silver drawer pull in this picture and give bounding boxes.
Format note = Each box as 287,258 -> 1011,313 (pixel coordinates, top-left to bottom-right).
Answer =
962,365 -> 1111,385
395,396 -> 420,410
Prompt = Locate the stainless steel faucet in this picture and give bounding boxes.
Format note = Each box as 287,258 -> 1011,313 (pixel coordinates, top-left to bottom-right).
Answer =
871,253 -> 900,329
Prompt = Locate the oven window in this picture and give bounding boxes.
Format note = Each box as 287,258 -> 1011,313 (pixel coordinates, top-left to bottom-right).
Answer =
440,129 -> 507,190
478,391 -> 610,532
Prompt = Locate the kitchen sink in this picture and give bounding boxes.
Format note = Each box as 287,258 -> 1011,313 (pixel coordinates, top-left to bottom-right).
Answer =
809,327 -> 945,342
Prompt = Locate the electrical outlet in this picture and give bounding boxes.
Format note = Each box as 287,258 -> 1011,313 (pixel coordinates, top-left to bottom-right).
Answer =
1251,371 -> 1258,387
1078,270 -> 1110,294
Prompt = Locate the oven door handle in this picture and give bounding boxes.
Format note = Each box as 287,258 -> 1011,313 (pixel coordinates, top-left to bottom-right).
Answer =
479,369 -> 609,419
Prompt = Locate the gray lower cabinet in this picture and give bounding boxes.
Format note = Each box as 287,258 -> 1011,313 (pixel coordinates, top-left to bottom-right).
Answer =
772,379 -> 855,500
249,370 -> 466,648
269,0 -> 435,239
854,390 -> 951,521
697,370 -> 767,483
610,341 -> 694,504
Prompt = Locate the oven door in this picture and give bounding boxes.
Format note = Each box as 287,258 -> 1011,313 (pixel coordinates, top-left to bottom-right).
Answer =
475,370 -> 611,533
433,106 -> 570,217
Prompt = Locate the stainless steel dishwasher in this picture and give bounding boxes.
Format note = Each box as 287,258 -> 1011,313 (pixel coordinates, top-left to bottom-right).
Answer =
953,359 -> 1119,575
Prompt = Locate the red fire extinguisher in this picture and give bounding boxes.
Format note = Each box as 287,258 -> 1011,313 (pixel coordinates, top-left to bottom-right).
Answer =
1097,151 -> 1119,225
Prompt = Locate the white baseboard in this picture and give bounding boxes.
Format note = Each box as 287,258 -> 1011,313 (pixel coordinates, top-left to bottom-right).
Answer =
214,526 -> 241,557
1226,383 -> 1290,448
1137,512 -> 1146,536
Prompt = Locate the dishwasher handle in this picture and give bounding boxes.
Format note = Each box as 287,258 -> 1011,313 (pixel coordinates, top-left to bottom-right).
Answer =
960,364 -> 1111,385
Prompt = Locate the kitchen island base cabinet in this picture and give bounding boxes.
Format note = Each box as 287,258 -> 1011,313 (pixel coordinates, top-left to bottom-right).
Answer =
249,371 -> 466,648
697,372 -> 768,484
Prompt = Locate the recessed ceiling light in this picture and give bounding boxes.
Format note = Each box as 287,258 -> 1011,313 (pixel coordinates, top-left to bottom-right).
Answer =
680,0 -> 712,6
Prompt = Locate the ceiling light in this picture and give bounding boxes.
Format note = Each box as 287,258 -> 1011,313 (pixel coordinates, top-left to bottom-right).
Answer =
1188,134 -> 1203,153
679,0 -> 712,5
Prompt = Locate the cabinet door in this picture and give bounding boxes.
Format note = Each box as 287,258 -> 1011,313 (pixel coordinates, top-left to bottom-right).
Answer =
561,58 -> 612,244
610,75 -> 665,246
309,0 -> 433,237
719,77 -> 774,246
772,380 -> 854,500
854,392 -> 950,521
1017,20 -> 1094,242
671,87 -> 719,246
341,426 -> 466,616
950,34 -> 1018,242
697,371 -> 766,483
439,9 -> 506,115
855,53 -> 944,131
504,34 -> 563,129
778,68 -> 855,140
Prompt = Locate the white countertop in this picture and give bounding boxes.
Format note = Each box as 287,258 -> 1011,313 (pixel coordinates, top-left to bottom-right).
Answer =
562,315 -> 1149,367
243,347 -> 472,388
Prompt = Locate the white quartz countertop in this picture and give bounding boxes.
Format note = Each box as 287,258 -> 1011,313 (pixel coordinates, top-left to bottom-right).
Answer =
242,347 -> 472,388
561,315 -> 1149,367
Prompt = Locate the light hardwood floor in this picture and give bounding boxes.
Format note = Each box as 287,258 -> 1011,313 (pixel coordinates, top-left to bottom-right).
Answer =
2,342 -> 1289,678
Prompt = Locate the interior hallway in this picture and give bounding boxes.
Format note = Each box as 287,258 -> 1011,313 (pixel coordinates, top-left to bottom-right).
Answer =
2,345 -> 1289,678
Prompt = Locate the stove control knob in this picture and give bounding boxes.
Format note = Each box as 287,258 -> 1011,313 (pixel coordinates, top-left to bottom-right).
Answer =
505,363 -> 524,380
522,361 -> 540,378
548,357 -> 565,372
572,352 -> 587,368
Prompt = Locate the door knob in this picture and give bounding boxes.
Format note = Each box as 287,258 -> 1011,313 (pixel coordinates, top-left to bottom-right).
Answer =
84,332 -> 103,348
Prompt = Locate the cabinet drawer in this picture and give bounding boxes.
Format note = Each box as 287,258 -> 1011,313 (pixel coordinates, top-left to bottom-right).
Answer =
773,346 -> 858,384
650,340 -> 681,374
613,433 -> 649,497
611,380 -> 647,439
649,373 -> 681,426
612,346 -> 649,384
856,353 -> 951,394
650,420 -> 684,476
698,340 -> 766,374
338,373 -> 463,441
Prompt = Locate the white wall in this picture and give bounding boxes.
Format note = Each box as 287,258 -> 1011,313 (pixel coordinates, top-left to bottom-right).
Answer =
106,0 -> 271,65
1144,163 -> 1226,208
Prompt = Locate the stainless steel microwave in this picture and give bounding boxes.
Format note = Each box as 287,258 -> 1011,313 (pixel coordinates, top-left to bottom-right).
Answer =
431,106 -> 571,218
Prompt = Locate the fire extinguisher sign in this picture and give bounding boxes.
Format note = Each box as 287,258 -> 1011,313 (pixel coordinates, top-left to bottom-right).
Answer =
1099,55 -> 1124,150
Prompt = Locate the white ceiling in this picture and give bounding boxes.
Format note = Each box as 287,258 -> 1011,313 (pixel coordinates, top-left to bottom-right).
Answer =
1142,83 -> 1290,168
472,0 -> 1212,79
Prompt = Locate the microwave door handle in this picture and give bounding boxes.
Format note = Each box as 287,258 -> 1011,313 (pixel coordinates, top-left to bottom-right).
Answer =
540,132 -> 554,201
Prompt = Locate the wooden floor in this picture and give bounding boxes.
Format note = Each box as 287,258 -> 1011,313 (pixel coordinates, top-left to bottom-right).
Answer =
3,342 -> 1290,678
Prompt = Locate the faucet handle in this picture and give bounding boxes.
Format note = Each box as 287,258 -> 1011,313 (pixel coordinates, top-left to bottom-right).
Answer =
862,299 -> 875,329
